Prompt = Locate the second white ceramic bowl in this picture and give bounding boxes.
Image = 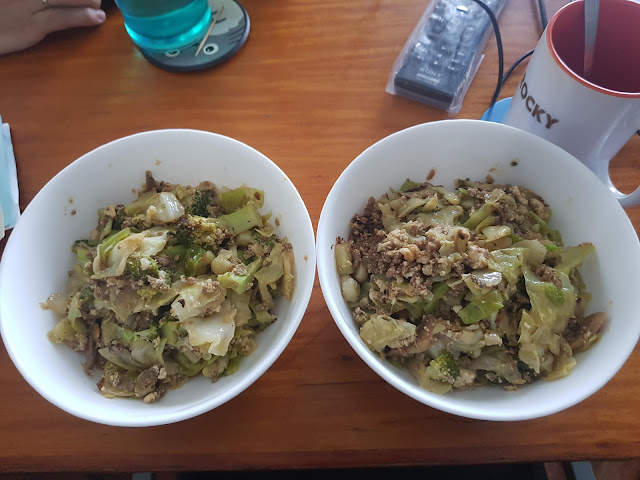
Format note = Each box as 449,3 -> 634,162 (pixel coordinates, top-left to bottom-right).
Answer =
317,119 -> 640,421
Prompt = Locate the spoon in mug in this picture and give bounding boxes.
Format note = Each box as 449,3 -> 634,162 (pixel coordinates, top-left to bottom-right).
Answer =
583,0 -> 600,79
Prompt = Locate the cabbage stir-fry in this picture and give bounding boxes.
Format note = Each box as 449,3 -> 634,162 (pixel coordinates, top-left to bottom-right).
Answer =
336,178 -> 605,394
47,173 -> 294,403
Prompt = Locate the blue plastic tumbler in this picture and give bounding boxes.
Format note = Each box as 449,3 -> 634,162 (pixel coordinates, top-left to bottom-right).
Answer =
114,0 -> 212,52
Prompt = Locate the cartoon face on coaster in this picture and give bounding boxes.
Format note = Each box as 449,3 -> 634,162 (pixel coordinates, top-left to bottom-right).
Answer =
141,0 -> 250,72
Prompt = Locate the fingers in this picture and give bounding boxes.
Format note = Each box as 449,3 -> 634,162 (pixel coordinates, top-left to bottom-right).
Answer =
33,7 -> 106,36
43,0 -> 102,8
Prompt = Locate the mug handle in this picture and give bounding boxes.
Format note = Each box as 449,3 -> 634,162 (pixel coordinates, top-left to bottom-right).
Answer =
596,124 -> 640,208
604,175 -> 640,208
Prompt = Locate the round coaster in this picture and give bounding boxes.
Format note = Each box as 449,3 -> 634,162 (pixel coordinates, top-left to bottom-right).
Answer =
140,0 -> 250,73
481,97 -> 512,123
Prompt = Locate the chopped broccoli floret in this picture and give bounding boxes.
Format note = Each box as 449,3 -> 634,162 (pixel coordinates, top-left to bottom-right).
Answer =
186,189 -> 216,217
72,241 -> 93,267
426,351 -> 460,384
517,360 -> 537,378
159,267 -> 173,285
252,230 -> 276,248
127,256 -> 160,279
111,205 -> 127,230
79,287 -> 94,304
137,287 -> 159,301
174,214 -> 227,248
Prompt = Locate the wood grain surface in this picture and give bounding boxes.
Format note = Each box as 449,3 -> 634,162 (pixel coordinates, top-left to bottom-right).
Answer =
0,0 -> 638,472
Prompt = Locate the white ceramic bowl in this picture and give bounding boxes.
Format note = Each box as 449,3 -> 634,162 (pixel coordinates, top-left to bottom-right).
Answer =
317,119 -> 640,421
0,129 -> 316,427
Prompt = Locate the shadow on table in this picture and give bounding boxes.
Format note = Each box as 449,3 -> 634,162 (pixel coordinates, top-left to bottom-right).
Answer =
7,460 -> 640,480
179,464 -> 548,480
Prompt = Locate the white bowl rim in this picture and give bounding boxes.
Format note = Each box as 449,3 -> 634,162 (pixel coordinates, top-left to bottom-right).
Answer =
316,119 -> 640,421
0,128 -> 317,426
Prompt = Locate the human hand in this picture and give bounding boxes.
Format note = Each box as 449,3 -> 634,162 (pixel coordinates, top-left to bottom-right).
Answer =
0,0 -> 106,55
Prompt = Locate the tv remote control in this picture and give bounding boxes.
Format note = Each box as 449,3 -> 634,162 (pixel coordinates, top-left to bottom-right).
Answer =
393,0 -> 507,112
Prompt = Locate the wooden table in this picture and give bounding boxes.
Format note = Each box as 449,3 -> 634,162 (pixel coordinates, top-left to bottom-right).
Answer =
1,0 -> 638,473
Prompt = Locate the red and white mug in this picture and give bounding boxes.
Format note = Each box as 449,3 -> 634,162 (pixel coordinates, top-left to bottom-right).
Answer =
504,0 -> 640,207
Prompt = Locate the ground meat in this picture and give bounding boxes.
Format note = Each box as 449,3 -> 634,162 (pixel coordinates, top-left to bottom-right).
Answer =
231,262 -> 249,276
535,264 -> 562,288
155,254 -> 172,267
63,333 -> 88,352
106,367 -> 121,387
521,232 -> 543,241
350,197 -> 384,237
201,279 -> 220,295
247,242 -> 271,258
464,187 -> 488,201
147,275 -> 170,292
529,197 -> 547,218
377,225 -> 457,278
352,307 -> 370,325
465,243 -> 490,269
233,336 -> 257,356
563,312 -> 606,352
143,391 -> 161,404
350,207 -> 497,308
453,368 -> 476,389
509,186 -> 529,206
492,198 -> 526,225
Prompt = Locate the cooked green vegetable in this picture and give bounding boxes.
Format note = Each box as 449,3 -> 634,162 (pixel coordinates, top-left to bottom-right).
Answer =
47,172 -> 295,403
359,315 -> 416,353
426,351 -> 460,384
175,214 -> 226,248
97,228 -> 132,263
334,242 -> 354,275
336,177 -> 604,394
217,258 -> 263,294
556,243 -> 595,275
220,203 -> 263,234
184,245 -> 214,277
186,189 -> 216,217
220,186 -> 265,214
458,291 -> 504,325
424,282 -> 450,314
398,178 -> 422,192
127,256 -> 160,279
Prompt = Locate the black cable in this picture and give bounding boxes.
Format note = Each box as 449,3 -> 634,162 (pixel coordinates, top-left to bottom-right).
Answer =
469,0 -> 504,108
537,0 -> 549,29
476,0 -> 550,110
501,49 -> 534,86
